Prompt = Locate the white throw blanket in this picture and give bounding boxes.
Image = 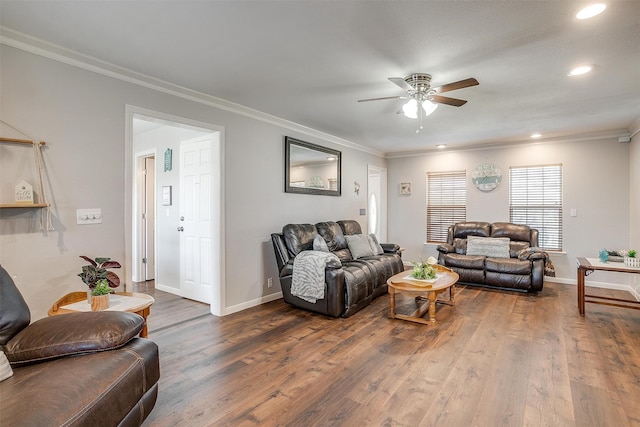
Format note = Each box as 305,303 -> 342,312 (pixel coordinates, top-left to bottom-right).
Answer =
291,250 -> 341,303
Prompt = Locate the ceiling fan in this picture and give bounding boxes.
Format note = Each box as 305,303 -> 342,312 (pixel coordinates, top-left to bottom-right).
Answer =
358,73 -> 479,120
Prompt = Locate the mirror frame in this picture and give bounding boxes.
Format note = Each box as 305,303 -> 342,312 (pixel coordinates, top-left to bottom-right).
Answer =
284,136 -> 341,196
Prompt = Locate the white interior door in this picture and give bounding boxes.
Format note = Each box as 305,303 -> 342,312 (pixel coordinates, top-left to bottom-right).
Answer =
143,157 -> 155,280
179,136 -> 213,303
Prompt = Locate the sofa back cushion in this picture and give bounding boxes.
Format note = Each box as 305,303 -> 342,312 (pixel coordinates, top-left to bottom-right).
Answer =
316,221 -> 352,261
491,222 -> 531,243
337,220 -> 362,236
450,222 -> 491,243
283,223 -> 318,257
0,266 -> 31,346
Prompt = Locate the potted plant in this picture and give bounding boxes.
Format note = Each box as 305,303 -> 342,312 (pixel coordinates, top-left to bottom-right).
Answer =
410,256 -> 438,280
624,249 -> 639,268
78,256 -> 121,302
90,279 -> 112,311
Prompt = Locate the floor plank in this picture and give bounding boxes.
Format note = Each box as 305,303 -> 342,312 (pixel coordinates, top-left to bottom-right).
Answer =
135,281 -> 640,427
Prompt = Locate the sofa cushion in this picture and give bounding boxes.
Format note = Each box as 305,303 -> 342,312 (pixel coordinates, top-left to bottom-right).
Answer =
444,253 -> 486,269
509,241 -> 530,258
346,234 -> 374,259
4,312 -> 144,366
283,223 -> 317,256
452,222 -> 491,239
485,257 -> 532,275
316,221 -> 348,252
0,351 -> 12,382
466,236 -> 510,258
1,338 -> 159,427
313,234 -> 329,252
491,222 -> 531,242
453,238 -> 468,254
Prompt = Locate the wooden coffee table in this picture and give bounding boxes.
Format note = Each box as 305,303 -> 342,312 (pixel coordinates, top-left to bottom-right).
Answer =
387,265 -> 459,325
48,291 -> 154,337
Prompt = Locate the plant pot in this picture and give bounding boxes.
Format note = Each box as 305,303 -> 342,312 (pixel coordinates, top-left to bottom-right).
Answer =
91,294 -> 110,311
624,257 -> 640,268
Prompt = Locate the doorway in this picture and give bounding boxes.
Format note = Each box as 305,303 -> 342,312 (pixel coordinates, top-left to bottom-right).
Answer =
128,106 -> 225,316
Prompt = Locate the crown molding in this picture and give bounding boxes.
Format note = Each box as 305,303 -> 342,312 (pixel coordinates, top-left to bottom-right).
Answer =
385,129 -> 632,159
0,26 -> 384,157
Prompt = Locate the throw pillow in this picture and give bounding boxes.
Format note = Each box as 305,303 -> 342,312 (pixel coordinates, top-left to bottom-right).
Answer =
313,234 -> 329,252
0,350 -> 12,382
345,234 -> 374,259
368,234 -> 384,255
466,236 -> 510,258
4,311 -> 143,366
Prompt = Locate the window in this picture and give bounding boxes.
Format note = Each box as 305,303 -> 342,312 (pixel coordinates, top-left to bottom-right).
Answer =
426,170 -> 466,243
509,164 -> 563,251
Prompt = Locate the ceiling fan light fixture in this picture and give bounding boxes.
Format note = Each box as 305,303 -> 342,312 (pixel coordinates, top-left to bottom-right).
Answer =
402,99 -> 418,119
568,65 -> 592,76
422,100 -> 438,116
576,4 -> 606,20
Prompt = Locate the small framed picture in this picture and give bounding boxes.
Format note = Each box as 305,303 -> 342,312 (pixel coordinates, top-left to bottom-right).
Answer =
399,182 -> 412,195
162,186 -> 172,206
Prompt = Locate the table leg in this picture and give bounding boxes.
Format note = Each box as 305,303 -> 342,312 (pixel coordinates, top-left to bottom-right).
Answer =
428,291 -> 437,323
577,266 -> 586,316
450,285 -> 455,305
137,307 -> 151,338
389,287 -> 396,319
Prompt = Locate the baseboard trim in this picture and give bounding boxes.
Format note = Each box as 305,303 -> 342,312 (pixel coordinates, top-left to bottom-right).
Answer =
545,277 -> 640,300
223,292 -> 284,316
154,283 -> 184,297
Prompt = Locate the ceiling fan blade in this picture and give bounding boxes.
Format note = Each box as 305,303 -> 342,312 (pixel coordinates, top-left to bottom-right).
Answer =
433,78 -> 479,94
388,77 -> 414,92
357,95 -> 404,103
430,95 -> 467,107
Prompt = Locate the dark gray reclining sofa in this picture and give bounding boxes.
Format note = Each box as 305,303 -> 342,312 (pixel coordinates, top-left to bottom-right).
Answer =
271,220 -> 404,317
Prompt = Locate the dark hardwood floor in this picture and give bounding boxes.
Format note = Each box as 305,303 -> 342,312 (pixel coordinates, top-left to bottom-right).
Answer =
133,281 -> 640,426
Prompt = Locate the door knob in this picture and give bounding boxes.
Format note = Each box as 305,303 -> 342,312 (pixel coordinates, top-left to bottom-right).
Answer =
177,226 -> 184,232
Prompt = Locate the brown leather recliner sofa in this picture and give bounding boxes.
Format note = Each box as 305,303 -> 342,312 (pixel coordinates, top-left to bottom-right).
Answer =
436,222 -> 546,292
0,265 -> 159,426
271,220 -> 404,317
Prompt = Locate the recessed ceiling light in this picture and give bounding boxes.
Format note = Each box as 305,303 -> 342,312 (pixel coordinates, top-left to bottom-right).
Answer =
530,133 -> 542,139
436,144 -> 447,149
568,65 -> 592,76
576,4 -> 606,20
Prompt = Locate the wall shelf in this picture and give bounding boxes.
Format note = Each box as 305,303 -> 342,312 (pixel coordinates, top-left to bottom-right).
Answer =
0,203 -> 49,209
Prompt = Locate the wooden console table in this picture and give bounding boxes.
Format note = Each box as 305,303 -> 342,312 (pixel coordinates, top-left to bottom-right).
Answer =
576,257 -> 640,316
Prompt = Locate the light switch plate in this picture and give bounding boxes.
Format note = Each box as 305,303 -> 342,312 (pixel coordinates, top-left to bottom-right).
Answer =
77,208 -> 102,225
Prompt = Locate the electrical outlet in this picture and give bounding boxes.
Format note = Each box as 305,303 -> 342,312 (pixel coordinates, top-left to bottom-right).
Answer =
267,277 -> 273,288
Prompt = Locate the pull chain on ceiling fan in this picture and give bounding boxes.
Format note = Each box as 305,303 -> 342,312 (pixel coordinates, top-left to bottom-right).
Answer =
358,73 -> 479,132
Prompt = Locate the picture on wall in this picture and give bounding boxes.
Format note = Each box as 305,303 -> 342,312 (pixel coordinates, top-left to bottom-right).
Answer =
400,182 -> 412,195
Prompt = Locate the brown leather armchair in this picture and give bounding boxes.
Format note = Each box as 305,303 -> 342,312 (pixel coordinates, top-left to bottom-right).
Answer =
0,265 -> 159,426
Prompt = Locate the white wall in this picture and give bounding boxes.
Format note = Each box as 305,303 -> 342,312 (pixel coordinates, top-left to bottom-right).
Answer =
0,45 -> 385,319
629,117 -> 640,251
387,137 -> 631,284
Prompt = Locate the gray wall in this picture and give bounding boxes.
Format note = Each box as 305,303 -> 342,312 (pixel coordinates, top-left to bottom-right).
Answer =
387,136 -> 635,285
0,45 -> 385,319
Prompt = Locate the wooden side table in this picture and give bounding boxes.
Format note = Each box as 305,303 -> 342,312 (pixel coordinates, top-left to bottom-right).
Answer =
49,291 -> 155,338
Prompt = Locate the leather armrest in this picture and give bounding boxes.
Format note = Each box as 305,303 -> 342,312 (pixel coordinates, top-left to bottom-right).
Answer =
437,243 -> 455,253
381,243 -> 401,253
4,312 -> 143,366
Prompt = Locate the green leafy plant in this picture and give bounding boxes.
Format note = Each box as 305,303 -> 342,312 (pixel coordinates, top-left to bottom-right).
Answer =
78,256 -> 121,289
91,279 -> 112,296
410,259 -> 437,280
628,249 -> 637,258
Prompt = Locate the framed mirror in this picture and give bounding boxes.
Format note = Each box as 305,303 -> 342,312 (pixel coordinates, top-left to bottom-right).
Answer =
285,136 -> 341,196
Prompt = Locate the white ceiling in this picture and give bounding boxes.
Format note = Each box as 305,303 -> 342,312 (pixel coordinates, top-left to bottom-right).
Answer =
1,1 -> 639,155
